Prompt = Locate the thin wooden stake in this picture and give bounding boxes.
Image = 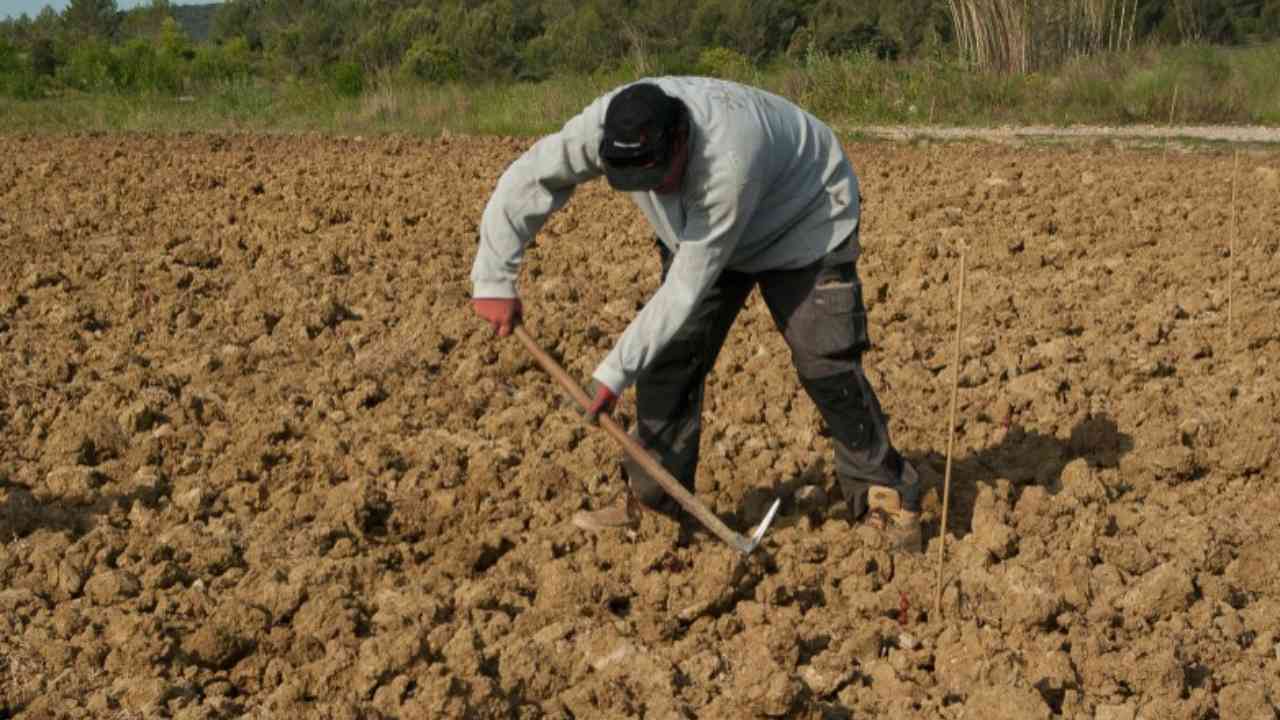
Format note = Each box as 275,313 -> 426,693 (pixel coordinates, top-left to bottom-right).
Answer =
1229,151 -> 1238,350
933,246 -> 967,621
1164,85 -> 1179,162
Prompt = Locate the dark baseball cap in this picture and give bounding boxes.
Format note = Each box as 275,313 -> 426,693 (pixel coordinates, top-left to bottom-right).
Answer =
599,83 -> 684,192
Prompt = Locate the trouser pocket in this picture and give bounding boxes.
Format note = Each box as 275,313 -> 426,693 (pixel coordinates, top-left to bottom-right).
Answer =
811,272 -> 870,358
791,262 -> 871,363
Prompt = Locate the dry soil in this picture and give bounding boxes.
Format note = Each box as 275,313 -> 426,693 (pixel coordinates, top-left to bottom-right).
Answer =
1,132 -> 1278,719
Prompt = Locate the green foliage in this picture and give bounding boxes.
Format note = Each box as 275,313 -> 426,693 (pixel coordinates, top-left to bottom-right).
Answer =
1134,0 -> 1280,44
695,46 -> 753,81
3,0 -> 1280,119
805,0 -> 892,57
185,0 -> 1278,86
114,36 -> 183,92
32,6 -> 64,39
0,39 -> 43,98
60,38 -> 119,91
32,38 -> 57,77
1232,41 -> 1280,122
776,48 -> 903,120
0,39 -> 19,73
64,0 -> 120,40
523,0 -> 622,77
158,17 -> 191,59
690,0 -> 804,61
328,60 -> 364,97
871,0 -> 949,58
170,3 -> 219,43
5,40 -> 1280,134
352,25 -> 399,72
400,37 -> 461,83
119,0 -> 173,41
1120,44 -> 1248,122
206,74 -> 273,120
1041,54 -> 1125,123
212,0 -> 262,51
190,36 -> 253,85
433,0 -> 539,80
45,19 -> 249,95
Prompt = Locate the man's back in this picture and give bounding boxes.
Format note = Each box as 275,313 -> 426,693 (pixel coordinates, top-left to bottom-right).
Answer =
624,76 -> 861,273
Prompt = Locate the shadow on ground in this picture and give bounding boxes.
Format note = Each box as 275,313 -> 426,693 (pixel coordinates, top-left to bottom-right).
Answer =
912,413 -> 1133,540
738,413 -> 1133,542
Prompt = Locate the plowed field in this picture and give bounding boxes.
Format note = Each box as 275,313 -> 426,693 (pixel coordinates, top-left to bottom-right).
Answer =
1,132 -> 1278,719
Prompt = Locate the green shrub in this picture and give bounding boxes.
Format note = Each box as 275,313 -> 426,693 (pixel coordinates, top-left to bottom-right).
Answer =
60,39 -> 119,92
1121,65 -> 1175,122
32,38 -> 58,77
328,61 -> 364,97
1234,43 -> 1280,124
781,48 -> 892,120
158,17 -> 191,61
190,40 -> 254,86
1050,54 -> 1125,123
0,39 -> 20,74
1164,45 -> 1248,123
115,37 -> 183,93
696,46 -> 752,81
401,38 -> 461,83
0,40 -> 42,99
521,2 -> 621,77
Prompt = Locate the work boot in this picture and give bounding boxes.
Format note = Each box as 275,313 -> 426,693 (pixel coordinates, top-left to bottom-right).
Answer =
571,493 -> 639,533
621,450 -> 689,525
866,485 -> 922,554
838,477 -> 873,520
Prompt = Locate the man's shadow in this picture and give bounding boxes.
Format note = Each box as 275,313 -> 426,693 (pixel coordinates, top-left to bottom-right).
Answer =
738,413 -> 1133,540
909,413 -> 1133,539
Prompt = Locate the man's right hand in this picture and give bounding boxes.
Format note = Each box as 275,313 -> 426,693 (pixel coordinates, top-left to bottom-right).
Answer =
584,381 -> 619,425
472,297 -> 523,337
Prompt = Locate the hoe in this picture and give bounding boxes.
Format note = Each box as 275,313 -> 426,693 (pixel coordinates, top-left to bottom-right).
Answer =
514,325 -> 780,555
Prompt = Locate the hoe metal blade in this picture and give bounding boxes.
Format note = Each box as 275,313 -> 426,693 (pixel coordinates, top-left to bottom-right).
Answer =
742,497 -> 782,554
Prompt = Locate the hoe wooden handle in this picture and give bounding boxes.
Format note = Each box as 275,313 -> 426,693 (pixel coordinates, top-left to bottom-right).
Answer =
512,325 -> 761,554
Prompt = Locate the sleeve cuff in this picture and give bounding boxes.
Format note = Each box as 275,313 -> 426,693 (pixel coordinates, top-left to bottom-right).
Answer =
592,363 -> 629,396
472,279 -> 518,299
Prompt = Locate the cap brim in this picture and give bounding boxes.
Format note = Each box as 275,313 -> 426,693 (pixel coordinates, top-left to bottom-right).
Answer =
604,162 -> 669,192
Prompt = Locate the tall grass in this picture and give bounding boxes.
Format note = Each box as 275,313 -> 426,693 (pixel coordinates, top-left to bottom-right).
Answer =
2,42 -> 1278,136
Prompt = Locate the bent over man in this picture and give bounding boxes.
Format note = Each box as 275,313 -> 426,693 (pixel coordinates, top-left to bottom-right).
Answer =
470,77 -> 922,552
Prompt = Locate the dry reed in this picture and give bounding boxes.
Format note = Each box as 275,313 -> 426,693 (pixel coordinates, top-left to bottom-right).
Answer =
934,245 -> 967,620
1229,151 -> 1238,350
1164,84 -> 1179,162
946,0 -> 1137,73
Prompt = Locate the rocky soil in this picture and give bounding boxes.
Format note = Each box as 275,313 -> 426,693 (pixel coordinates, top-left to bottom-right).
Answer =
1,131 -> 1278,719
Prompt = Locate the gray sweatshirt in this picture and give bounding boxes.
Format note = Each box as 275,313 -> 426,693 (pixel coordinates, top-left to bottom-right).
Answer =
471,76 -> 860,393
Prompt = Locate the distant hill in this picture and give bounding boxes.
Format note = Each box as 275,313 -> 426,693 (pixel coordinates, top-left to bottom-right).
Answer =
172,3 -> 221,43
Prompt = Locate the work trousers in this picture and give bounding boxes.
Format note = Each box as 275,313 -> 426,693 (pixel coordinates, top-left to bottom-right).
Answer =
625,234 -> 922,515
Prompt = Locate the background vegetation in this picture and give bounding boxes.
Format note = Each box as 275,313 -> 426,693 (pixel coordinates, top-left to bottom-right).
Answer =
2,0 -> 1279,133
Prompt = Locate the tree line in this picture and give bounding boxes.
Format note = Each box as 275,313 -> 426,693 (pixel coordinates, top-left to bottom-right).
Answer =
2,0 -> 1279,98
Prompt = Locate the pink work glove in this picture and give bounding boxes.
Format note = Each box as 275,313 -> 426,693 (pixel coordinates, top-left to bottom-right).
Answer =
472,297 -> 522,337
584,381 -> 618,424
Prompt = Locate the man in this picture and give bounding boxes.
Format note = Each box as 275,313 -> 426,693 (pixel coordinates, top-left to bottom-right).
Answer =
470,77 -> 922,552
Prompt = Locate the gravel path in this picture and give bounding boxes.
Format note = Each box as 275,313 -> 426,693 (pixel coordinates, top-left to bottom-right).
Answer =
853,123 -> 1280,145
